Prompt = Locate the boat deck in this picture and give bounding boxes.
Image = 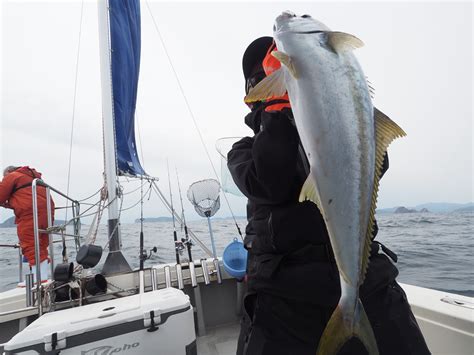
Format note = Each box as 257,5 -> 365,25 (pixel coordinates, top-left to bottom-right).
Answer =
197,321 -> 240,355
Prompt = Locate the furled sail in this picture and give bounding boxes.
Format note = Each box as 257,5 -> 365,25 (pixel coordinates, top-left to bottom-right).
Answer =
109,0 -> 145,176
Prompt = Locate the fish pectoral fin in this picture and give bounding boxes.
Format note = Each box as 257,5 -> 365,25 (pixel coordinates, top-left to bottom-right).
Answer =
317,300 -> 379,355
271,51 -> 297,78
299,173 -> 323,211
326,31 -> 364,53
244,68 -> 286,103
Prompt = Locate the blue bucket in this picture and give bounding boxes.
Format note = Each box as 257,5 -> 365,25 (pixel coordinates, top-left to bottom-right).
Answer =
222,238 -> 248,279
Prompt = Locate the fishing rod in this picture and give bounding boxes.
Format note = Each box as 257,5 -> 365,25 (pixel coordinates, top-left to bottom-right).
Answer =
175,168 -> 193,262
176,168 -> 197,287
139,176 -> 145,271
150,181 -> 213,257
0,244 -> 20,248
167,161 -> 180,265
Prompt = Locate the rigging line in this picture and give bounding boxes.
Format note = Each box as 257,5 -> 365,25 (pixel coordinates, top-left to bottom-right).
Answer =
60,192 -> 115,225
122,180 -> 147,195
150,181 -> 213,257
76,186 -> 103,202
145,1 -> 216,177
65,0 -> 85,224
51,186 -> 102,209
145,1 -> 242,237
119,184 -> 153,212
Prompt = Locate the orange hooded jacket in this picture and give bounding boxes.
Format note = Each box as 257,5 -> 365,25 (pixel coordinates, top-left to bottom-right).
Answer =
261,41 -> 291,112
0,167 -> 54,265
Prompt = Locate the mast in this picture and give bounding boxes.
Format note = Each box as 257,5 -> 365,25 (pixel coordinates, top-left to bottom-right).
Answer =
98,0 -> 131,274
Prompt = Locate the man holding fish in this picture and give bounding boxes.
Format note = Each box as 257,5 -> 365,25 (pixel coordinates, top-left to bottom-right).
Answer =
228,11 -> 429,355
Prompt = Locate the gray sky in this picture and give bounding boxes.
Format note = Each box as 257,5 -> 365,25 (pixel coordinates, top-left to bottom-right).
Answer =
1,1 -> 472,224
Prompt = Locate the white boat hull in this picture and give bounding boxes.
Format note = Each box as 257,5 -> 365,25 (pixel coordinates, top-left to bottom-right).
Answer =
401,283 -> 474,355
1,263 -> 472,354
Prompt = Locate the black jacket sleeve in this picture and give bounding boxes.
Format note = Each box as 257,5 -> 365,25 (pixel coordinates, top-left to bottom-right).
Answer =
228,109 -> 299,205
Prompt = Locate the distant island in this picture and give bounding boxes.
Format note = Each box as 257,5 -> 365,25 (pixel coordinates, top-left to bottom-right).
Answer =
453,205 -> 474,213
0,216 -> 66,228
394,207 -> 429,214
378,202 -> 473,214
0,217 -> 16,228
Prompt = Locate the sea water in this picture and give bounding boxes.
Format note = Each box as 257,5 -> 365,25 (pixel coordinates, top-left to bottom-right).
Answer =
0,212 -> 472,296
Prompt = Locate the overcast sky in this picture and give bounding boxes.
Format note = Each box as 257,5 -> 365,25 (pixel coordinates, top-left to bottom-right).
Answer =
1,1 -> 472,225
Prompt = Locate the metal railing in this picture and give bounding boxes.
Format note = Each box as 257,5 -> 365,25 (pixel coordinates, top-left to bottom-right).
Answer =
30,178 -> 81,315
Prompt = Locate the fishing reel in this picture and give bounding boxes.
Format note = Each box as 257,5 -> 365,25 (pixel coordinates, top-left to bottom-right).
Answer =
175,240 -> 186,255
140,246 -> 158,262
181,237 -> 194,250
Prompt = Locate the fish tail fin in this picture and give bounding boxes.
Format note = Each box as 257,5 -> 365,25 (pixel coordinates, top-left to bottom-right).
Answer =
317,304 -> 352,355
317,299 -> 379,355
354,299 -> 379,355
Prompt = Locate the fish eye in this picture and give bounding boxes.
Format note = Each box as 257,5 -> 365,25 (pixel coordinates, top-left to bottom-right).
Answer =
301,14 -> 311,18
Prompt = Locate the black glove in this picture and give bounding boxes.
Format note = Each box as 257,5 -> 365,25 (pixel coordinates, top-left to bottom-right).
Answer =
260,109 -> 297,141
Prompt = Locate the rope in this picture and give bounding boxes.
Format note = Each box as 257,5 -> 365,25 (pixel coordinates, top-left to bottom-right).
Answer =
145,1 -> 242,238
84,197 -> 106,245
120,184 -> 153,211
122,181 -> 148,196
65,0 -> 85,224
76,187 -> 103,202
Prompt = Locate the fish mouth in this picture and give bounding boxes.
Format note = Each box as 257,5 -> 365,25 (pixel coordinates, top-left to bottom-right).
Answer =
274,11 -> 329,35
274,10 -> 297,33
279,10 -> 297,19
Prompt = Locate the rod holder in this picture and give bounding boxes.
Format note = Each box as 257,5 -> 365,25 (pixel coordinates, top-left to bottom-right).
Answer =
151,268 -> 158,291
25,273 -> 35,307
213,258 -> 222,284
164,266 -> 171,288
18,248 -> 23,283
139,270 -> 145,294
201,259 -> 210,285
189,261 -> 197,288
176,264 -> 184,290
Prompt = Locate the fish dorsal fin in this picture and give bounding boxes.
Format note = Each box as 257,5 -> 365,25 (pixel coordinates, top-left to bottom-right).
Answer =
326,31 -> 364,53
359,108 -> 406,285
271,51 -> 297,78
244,68 -> 286,103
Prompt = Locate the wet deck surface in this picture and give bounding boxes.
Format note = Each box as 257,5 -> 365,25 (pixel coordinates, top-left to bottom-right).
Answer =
196,321 -> 240,355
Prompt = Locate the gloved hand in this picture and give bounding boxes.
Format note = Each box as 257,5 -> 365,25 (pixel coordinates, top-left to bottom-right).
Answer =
260,109 -> 298,141
244,104 -> 263,134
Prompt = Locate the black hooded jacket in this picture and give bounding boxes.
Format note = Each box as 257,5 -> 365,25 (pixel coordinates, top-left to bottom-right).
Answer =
227,102 -> 394,305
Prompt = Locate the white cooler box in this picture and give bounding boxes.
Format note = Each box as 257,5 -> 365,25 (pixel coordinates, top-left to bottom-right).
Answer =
3,288 -> 196,354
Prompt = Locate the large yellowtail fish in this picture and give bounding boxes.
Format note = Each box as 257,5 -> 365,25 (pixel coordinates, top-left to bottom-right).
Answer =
245,11 -> 406,355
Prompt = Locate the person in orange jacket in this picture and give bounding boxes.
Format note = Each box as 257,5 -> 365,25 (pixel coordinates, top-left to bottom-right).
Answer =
0,166 -> 54,281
